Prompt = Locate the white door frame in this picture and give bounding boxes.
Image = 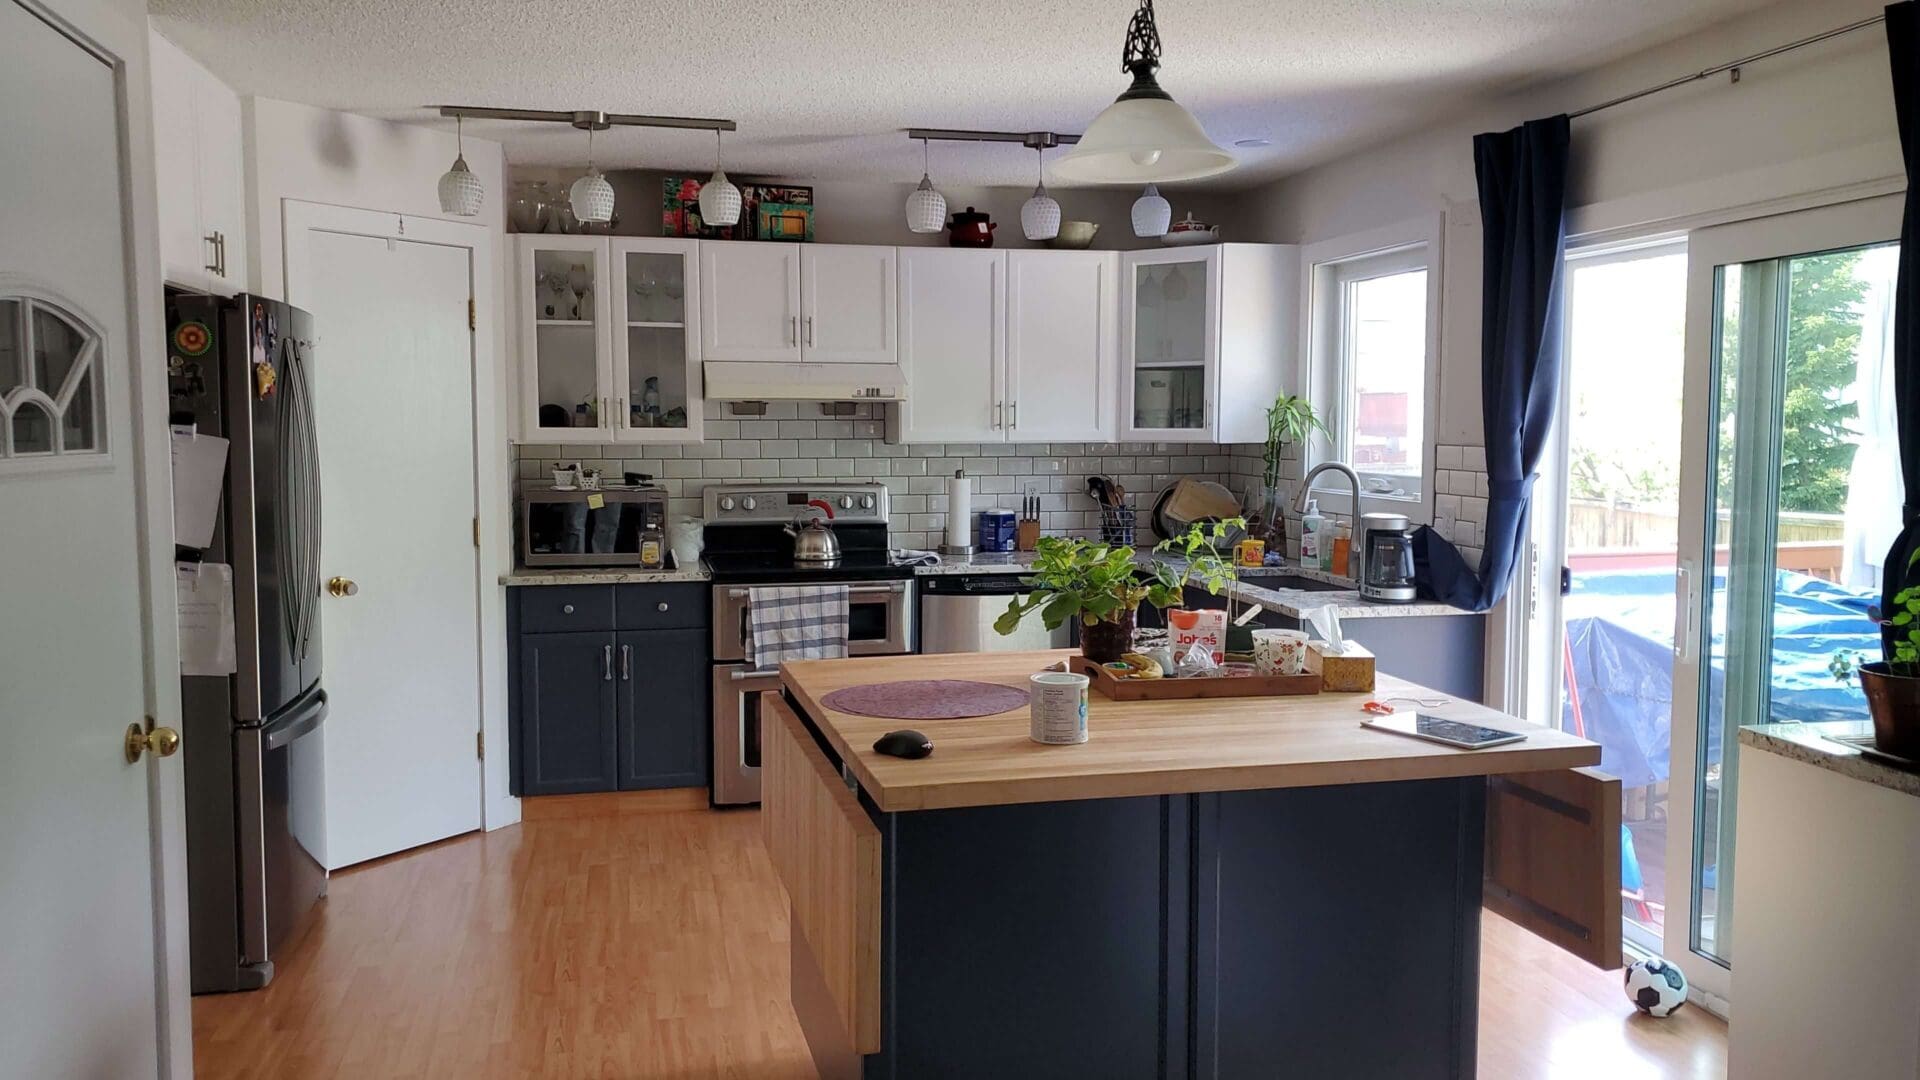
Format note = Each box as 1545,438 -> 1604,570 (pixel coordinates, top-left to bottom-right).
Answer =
281,200 -> 517,833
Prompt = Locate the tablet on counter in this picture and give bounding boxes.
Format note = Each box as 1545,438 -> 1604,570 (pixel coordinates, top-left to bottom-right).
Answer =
1362,712 -> 1527,750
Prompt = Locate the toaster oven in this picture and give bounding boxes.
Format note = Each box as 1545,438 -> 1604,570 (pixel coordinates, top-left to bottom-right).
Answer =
518,484 -> 668,568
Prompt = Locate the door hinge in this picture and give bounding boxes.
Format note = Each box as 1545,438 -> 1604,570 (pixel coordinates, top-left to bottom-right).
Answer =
468,298 -> 476,331
473,517 -> 480,547
477,730 -> 485,759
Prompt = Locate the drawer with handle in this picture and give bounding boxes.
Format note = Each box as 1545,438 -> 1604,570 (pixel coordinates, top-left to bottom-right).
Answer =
614,583 -> 708,631
517,585 -> 615,634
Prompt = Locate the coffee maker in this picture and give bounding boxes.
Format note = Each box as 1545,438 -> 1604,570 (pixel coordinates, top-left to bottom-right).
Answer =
1358,512 -> 1418,603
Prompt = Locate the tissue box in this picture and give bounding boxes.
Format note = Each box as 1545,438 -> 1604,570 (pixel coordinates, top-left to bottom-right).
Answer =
1306,641 -> 1375,692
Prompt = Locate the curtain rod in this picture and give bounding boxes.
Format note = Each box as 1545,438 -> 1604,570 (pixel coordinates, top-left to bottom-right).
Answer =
1570,13 -> 1886,120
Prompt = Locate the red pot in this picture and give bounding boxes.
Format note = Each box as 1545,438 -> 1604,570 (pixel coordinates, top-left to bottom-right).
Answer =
946,206 -> 996,248
1859,662 -> 1920,760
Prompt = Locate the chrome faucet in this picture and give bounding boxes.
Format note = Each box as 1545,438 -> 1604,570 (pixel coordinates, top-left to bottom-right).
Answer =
1293,462 -> 1361,514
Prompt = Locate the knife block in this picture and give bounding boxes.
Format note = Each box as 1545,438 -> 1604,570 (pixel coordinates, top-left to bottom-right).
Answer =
1016,520 -> 1042,552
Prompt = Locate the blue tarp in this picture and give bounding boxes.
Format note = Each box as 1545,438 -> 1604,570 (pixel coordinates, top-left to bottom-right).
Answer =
1559,568 -> 1879,789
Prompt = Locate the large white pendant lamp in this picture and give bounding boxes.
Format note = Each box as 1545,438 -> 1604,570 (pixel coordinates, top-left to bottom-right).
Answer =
904,138 -> 948,234
437,116 -> 484,217
569,127 -> 616,224
1053,0 -> 1234,185
697,128 -> 743,227
1020,145 -> 1061,241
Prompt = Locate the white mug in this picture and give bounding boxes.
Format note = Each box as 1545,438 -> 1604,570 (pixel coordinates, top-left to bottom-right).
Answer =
1252,629 -> 1310,676
1029,672 -> 1090,744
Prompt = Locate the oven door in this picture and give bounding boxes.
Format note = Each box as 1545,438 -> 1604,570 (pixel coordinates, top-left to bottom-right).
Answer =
711,663 -> 780,805
710,580 -> 915,663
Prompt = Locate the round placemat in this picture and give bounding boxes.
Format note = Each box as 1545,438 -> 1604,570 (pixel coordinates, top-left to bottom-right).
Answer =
821,680 -> 1029,720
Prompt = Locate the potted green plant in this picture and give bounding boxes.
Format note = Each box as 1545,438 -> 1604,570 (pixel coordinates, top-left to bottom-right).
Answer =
994,521 -> 1243,663
1250,394 -> 1329,553
1862,550 -> 1920,757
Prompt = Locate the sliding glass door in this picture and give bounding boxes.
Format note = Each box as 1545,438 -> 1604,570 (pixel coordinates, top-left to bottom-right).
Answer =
1668,195 -> 1903,1001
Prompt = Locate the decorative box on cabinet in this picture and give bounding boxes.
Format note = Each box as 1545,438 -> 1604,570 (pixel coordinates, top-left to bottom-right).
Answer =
515,235 -> 704,444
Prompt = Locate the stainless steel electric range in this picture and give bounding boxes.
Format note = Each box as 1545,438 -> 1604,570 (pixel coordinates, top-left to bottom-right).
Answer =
703,483 -> 915,805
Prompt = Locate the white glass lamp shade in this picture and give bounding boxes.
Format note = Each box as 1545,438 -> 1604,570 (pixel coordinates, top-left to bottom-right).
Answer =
698,169 -> 743,227
1131,184 -> 1172,237
569,167 -> 616,224
905,175 -> 947,234
1021,185 -> 1061,241
1054,97 -> 1234,185
437,155 -> 484,217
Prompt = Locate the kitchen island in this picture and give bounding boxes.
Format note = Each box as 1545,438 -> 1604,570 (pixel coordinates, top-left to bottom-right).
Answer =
766,651 -> 1613,1080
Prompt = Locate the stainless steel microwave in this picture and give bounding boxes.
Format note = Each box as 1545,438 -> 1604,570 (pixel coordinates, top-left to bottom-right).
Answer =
518,485 -> 668,568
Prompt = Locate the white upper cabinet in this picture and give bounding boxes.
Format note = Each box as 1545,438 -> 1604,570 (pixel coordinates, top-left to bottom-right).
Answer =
149,28 -> 247,294
1007,251 -> 1118,443
893,248 -> 1117,445
1119,244 -> 1297,444
700,243 -> 802,364
896,248 -> 1003,443
801,245 -> 896,365
515,235 -> 703,444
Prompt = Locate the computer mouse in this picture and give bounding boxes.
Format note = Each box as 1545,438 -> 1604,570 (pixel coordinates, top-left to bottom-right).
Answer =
873,729 -> 933,759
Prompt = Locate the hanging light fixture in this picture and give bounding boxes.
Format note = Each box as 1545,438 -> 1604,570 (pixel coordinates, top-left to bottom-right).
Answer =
1131,183 -> 1171,237
697,128 -> 743,227
437,116 -> 484,217
904,138 -> 948,234
569,126 -> 616,224
1053,0 -> 1233,185
1020,143 -> 1061,241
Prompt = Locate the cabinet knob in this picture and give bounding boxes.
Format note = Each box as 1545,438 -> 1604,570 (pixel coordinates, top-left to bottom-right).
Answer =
562,603 -> 575,614
657,601 -> 670,612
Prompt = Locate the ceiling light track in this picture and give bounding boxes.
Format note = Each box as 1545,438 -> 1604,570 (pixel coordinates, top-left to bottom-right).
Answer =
436,105 -> 737,132
906,128 -> 1081,150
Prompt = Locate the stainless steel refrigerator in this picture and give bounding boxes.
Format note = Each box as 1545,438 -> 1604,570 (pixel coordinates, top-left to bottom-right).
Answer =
167,292 -> 328,992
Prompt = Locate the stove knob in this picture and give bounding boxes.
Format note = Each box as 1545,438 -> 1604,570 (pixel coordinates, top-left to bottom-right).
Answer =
838,495 -> 853,510
742,496 -> 757,511
718,496 -> 735,511
860,494 -> 875,510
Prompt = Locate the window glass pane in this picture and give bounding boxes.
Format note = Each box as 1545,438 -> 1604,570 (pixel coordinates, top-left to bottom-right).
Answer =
1344,269 -> 1426,497
532,248 -> 600,429
0,300 -> 20,390
33,307 -> 85,395
12,399 -> 53,454
1132,260 -> 1208,431
61,366 -> 96,451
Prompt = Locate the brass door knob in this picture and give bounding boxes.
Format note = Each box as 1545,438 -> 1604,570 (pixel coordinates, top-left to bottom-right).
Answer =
328,576 -> 359,597
125,723 -> 182,764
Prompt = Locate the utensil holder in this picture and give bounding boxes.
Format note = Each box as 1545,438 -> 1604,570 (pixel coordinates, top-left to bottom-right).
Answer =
1100,506 -> 1136,546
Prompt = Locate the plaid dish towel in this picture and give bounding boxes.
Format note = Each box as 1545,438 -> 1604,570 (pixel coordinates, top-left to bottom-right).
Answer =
748,585 -> 850,670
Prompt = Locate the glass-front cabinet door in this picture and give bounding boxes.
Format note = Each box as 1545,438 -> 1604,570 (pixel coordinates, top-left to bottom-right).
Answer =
609,238 -> 702,443
518,235 -> 611,443
1120,247 -> 1219,442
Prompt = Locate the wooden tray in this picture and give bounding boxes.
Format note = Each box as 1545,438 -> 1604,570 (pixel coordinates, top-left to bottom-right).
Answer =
1069,655 -> 1321,701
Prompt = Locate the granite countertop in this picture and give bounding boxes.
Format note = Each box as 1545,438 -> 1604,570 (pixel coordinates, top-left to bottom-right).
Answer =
501,564 -> 711,586
1740,722 -> 1920,799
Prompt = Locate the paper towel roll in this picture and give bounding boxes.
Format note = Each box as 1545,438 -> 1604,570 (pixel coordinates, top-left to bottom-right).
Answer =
945,469 -> 972,550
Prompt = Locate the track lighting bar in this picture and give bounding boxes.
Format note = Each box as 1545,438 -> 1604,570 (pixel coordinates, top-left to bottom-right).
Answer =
437,106 -> 737,132
906,128 -> 1081,150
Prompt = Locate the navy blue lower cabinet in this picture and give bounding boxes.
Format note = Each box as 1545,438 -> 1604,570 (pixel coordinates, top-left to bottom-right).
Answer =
517,630 -> 619,795
614,627 -> 708,790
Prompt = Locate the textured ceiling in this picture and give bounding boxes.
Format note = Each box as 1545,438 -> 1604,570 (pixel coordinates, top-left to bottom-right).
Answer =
149,0 -> 1775,191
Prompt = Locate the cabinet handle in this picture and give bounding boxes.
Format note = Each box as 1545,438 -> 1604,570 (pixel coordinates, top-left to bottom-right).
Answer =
601,396 -> 610,429
617,397 -> 626,429
805,315 -> 814,346
602,644 -> 613,681
562,603 -> 575,614
204,231 -> 225,276
620,644 -> 631,681
994,401 -> 1003,429
657,601 -> 670,612
789,315 -> 798,345
1010,401 -> 1018,429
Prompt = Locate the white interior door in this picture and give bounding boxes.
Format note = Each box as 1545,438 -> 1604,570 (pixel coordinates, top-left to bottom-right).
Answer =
293,218 -> 483,868
700,242 -> 800,363
1667,195 -> 1904,1005
802,244 -> 897,364
896,248 -> 1003,443
0,1 -> 167,1072
1007,250 -> 1118,442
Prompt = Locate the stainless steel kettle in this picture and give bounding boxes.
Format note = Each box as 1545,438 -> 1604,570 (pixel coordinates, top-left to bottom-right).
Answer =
785,515 -> 842,562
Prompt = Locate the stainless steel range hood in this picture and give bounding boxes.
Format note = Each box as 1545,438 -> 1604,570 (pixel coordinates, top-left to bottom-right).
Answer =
703,361 -> 908,403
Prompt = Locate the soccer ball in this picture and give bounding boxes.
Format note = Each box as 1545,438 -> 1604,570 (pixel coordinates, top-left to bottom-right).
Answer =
1624,957 -> 1688,1017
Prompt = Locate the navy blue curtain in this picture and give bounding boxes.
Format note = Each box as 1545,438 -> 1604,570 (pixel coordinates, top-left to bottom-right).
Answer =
1884,1 -> 1920,655
1414,115 -> 1572,611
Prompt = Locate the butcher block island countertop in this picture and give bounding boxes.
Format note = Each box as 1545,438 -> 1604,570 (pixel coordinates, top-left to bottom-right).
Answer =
778,649 -> 1599,812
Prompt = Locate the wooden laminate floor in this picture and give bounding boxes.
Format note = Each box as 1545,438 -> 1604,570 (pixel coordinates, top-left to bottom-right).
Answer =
192,790 -> 1727,1079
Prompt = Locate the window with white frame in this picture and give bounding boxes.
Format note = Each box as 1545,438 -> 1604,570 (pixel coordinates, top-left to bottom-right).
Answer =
1309,244 -> 1432,503
0,295 -> 105,464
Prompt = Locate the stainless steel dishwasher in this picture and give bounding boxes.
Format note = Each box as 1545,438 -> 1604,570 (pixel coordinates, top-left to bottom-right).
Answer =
919,572 -> 1071,653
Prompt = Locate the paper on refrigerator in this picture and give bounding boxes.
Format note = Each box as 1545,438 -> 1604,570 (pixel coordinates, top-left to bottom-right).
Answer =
176,561 -> 237,676
169,427 -> 229,550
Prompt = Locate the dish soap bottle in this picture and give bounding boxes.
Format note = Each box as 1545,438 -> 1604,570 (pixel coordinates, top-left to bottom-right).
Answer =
1299,499 -> 1323,570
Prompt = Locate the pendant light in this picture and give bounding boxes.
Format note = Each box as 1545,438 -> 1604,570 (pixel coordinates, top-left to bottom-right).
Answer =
569,127 -> 615,224
1019,144 -> 1061,241
436,116 -> 484,217
1053,0 -> 1233,185
904,138 -> 948,234
1131,183 -> 1171,237
697,128 -> 743,227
